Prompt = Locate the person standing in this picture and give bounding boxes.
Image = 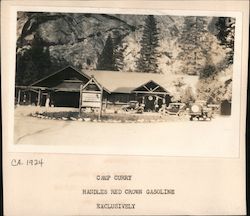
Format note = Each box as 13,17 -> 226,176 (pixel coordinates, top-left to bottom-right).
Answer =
45,94 -> 50,108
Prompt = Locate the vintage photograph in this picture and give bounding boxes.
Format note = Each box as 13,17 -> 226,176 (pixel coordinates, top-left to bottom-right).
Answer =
13,10 -> 237,155
3,2 -> 248,215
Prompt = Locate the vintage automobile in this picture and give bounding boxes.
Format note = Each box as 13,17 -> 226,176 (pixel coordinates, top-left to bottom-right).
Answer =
189,100 -> 213,121
121,101 -> 144,113
165,102 -> 187,116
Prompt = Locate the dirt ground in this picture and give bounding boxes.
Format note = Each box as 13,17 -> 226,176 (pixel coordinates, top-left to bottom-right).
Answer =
13,106 -> 237,157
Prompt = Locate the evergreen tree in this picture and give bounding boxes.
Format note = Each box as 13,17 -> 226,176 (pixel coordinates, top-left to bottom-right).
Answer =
16,33 -> 51,85
199,64 -> 216,79
177,16 -> 210,75
113,32 -> 125,71
114,45 -> 125,71
31,34 -> 51,79
199,51 -> 217,79
16,50 -> 37,85
215,17 -> 235,66
97,34 -> 116,70
180,86 -> 195,105
137,15 -> 160,73
196,75 -> 227,104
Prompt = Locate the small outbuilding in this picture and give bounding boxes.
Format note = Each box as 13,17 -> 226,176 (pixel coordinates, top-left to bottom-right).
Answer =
220,100 -> 232,115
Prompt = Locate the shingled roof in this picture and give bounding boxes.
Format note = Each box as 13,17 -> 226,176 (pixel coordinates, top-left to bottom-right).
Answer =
29,66 -> 199,95
84,70 -> 199,95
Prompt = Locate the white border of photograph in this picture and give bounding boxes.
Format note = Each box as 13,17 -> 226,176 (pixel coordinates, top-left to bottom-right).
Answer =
2,5 -> 244,157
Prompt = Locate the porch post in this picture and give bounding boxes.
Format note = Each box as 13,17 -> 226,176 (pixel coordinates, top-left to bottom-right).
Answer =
162,94 -> 166,105
98,88 -> 103,120
37,89 -> 41,106
105,98 -> 108,109
28,91 -> 32,105
159,94 -> 165,115
79,84 -> 83,115
155,95 -> 159,112
17,89 -> 21,105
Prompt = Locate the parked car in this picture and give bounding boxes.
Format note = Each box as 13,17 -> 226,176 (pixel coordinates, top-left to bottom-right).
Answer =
189,100 -> 213,121
165,102 -> 187,116
121,101 -> 144,113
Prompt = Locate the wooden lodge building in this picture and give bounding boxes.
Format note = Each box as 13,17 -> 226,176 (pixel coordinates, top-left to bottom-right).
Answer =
15,66 -> 198,111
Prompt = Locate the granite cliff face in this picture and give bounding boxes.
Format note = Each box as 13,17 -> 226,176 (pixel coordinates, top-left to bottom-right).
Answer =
16,12 -> 186,72
16,12 -> 229,77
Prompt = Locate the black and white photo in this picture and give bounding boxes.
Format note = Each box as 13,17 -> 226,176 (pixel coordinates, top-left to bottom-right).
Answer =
12,9 -> 241,156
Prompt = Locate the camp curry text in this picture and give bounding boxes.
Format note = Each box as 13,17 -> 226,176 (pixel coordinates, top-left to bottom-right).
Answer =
96,175 -> 132,181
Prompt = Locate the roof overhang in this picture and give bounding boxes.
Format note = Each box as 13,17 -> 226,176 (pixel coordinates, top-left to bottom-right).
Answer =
30,66 -> 91,86
132,80 -> 171,95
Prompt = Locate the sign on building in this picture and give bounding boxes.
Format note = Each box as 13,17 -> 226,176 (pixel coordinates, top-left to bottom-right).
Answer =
79,76 -> 103,118
81,92 -> 102,108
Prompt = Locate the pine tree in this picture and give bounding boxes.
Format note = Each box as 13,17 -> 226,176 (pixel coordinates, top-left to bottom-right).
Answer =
215,17 -> 235,66
16,33 -> 51,85
16,51 -> 37,85
180,86 -> 195,105
199,64 -> 216,79
196,75 -> 229,104
137,15 -> 160,73
113,32 -> 125,71
31,34 -> 51,79
97,34 -> 116,70
114,45 -> 125,71
177,16 -> 210,75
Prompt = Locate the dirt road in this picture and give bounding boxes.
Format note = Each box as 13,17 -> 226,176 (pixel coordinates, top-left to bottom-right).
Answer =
14,106 -> 237,157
